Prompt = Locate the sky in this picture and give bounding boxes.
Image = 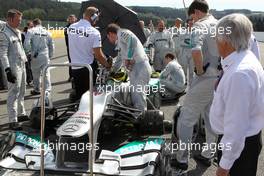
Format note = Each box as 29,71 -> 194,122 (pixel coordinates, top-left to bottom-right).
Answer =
62,0 -> 264,11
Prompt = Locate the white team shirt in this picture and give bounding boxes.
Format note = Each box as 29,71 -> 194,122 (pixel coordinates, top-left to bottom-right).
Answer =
210,50 -> 264,170
68,19 -> 101,69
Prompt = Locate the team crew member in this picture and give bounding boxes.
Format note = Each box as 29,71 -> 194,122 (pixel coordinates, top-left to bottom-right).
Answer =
160,51 -> 186,98
64,14 -> 77,81
139,20 -> 151,46
148,20 -> 174,72
24,18 -> 54,95
0,9 -> 28,127
0,20 -> 7,90
148,20 -> 155,33
211,13 -> 264,176
179,18 -> 195,85
22,21 -> 34,86
249,34 -> 261,60
172,1 -> 220,172
107,23 -> 152,111
172,18 -> 183,58
68,7 -> 111,100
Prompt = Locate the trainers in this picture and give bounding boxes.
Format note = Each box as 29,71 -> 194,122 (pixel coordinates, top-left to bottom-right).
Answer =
31,90 -> 40,95
193,153 -> 212,167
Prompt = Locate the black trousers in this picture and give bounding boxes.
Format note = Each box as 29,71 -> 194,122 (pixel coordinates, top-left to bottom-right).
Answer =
72,61 -> 98,100
66,47 -> 72,79
217,132 -> 262,176
25,60 -> 33,84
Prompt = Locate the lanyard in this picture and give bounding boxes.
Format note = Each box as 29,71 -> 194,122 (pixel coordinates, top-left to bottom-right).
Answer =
215,70 -> 224,91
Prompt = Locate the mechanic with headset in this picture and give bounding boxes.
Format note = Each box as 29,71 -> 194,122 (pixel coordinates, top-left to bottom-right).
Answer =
68,6 -> 112,101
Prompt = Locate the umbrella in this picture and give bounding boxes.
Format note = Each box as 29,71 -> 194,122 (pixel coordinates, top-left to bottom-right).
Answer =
79,0 -> 146,57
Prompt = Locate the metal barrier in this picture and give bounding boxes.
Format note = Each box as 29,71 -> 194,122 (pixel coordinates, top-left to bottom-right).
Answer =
40,63 -> 94,176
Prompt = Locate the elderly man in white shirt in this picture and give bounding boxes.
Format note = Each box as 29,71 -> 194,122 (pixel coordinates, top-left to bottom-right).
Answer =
210,13 -> 264,176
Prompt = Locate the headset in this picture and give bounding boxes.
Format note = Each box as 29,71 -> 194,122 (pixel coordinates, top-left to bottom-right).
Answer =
91,9 -> 99,23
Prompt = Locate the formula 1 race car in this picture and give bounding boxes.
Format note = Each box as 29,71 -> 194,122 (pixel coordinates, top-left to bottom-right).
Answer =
0,63 -> 174,176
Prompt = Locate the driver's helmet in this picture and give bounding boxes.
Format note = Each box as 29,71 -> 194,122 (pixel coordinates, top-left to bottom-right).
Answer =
151,71 -> 160,78
108,67 -> 128,83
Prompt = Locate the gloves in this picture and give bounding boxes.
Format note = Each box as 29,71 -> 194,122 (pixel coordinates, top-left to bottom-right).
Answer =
5,68 -> 16,83
107,56 -> 113,68
125,59 -> 135,71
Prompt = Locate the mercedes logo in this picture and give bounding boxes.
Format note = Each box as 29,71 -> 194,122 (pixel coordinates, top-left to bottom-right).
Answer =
62,124 -> 79,132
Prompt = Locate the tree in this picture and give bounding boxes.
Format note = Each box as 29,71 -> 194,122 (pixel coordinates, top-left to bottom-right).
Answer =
23,8 -> 46,20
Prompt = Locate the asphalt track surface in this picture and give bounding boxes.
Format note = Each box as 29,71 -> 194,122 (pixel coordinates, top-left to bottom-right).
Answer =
0,38 -> 263,175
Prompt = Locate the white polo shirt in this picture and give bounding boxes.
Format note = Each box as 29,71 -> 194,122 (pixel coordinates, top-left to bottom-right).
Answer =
210,50 -> 264,170
68,19 -> 101,69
